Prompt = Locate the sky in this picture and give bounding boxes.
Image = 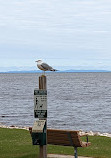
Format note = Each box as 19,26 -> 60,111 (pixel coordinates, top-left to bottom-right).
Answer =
0,0 -> 111,71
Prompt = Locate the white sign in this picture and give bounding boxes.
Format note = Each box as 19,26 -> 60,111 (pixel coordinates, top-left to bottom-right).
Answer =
32,120 -> 46,133
34,89 -> 47,118
34,95 -> 47,111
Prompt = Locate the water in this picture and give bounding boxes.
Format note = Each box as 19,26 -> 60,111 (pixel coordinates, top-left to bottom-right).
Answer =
0,72 -> 111,133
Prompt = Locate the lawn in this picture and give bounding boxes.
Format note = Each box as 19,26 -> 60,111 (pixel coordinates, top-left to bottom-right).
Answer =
0,128 -> 111,158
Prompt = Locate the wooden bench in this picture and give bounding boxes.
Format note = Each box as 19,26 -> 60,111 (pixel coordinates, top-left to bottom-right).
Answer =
47,129 -> 91,158
29,128 -> 91,158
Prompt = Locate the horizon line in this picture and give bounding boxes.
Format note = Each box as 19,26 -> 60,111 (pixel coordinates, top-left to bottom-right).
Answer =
0,69 -> 111,73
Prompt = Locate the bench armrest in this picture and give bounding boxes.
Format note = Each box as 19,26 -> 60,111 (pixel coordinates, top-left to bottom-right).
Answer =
80,134 -> 89,143
86,135 -> 88,143
80,134 -> 88,137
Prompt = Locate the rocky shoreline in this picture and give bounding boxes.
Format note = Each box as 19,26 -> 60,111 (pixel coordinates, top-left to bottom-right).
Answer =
0,123 -> 111,138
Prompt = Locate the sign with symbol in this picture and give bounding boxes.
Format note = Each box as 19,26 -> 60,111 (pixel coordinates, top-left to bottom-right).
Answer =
32,120 -> 46,133
34,89 -> 47,118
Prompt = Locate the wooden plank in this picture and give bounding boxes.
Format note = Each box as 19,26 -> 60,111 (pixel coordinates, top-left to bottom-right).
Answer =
48,139 -> 81,147
47,132 -> 78,136
47,129 -> 79,134
48,132 -> 78,137
47,136 -> 80,142
48,133 -> 77,137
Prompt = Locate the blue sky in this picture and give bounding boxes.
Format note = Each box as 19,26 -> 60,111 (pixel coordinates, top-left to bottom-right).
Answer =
0,0 -> 111,71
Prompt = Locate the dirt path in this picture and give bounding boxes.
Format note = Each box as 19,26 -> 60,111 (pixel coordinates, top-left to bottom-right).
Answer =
48,154 -> 93,158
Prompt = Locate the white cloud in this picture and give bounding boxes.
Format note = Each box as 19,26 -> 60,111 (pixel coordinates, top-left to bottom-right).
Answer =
0,0 -> 111,69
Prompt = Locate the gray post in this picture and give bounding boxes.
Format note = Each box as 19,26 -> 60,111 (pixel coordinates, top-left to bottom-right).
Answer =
74,147 -> 78,158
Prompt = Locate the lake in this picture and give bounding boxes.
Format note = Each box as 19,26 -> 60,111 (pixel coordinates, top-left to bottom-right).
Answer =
0,72 -> 111,133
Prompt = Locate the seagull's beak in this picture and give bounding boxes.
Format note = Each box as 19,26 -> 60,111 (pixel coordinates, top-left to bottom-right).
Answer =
35,60 -> 42,62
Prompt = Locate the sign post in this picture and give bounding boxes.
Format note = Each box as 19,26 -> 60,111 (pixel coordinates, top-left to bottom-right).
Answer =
33,75 -> 47,158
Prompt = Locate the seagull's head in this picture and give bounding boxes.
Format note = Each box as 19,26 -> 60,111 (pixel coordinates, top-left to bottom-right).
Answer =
35,60 -> 42,63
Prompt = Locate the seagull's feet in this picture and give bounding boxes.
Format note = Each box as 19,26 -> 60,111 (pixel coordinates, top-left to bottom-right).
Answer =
41,75 -> 46,77
41,71 -> 46,77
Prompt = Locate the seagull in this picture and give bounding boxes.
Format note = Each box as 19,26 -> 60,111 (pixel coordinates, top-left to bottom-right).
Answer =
35,60 -> 57,73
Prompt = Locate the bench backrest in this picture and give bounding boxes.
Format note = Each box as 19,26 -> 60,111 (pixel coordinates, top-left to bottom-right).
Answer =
47,129 -> 82,147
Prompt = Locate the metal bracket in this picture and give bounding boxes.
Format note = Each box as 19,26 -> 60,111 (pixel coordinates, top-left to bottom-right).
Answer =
67,132 -> 78,158
67,132 -> 74,146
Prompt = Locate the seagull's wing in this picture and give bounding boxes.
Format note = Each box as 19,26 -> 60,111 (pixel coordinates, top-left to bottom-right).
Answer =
41,62 -> 53,71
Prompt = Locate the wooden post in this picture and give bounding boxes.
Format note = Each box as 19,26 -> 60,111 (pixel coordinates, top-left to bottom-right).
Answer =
39,75 -> 47,90
39,75 -> 47,158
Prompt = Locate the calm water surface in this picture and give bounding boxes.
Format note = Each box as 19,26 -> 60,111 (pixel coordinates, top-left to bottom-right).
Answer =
0,72 -> 111,133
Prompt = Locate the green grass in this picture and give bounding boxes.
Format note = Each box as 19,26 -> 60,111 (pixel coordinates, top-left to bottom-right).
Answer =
0,128 -> 111,158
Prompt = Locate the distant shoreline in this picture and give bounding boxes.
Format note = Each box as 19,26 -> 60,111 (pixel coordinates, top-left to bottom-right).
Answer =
0,70 -> 111,73
0,124 -> 111,138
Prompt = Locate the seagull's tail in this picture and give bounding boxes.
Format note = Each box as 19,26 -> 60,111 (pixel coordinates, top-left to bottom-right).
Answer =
50,68 -> 57,71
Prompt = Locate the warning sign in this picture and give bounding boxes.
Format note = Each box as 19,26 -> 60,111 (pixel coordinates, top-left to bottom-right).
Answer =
34,110 -> 47,118
34,89 -> 47,118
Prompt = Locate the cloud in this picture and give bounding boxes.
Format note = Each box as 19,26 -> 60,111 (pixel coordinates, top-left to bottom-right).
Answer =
0,0 -> 111,69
